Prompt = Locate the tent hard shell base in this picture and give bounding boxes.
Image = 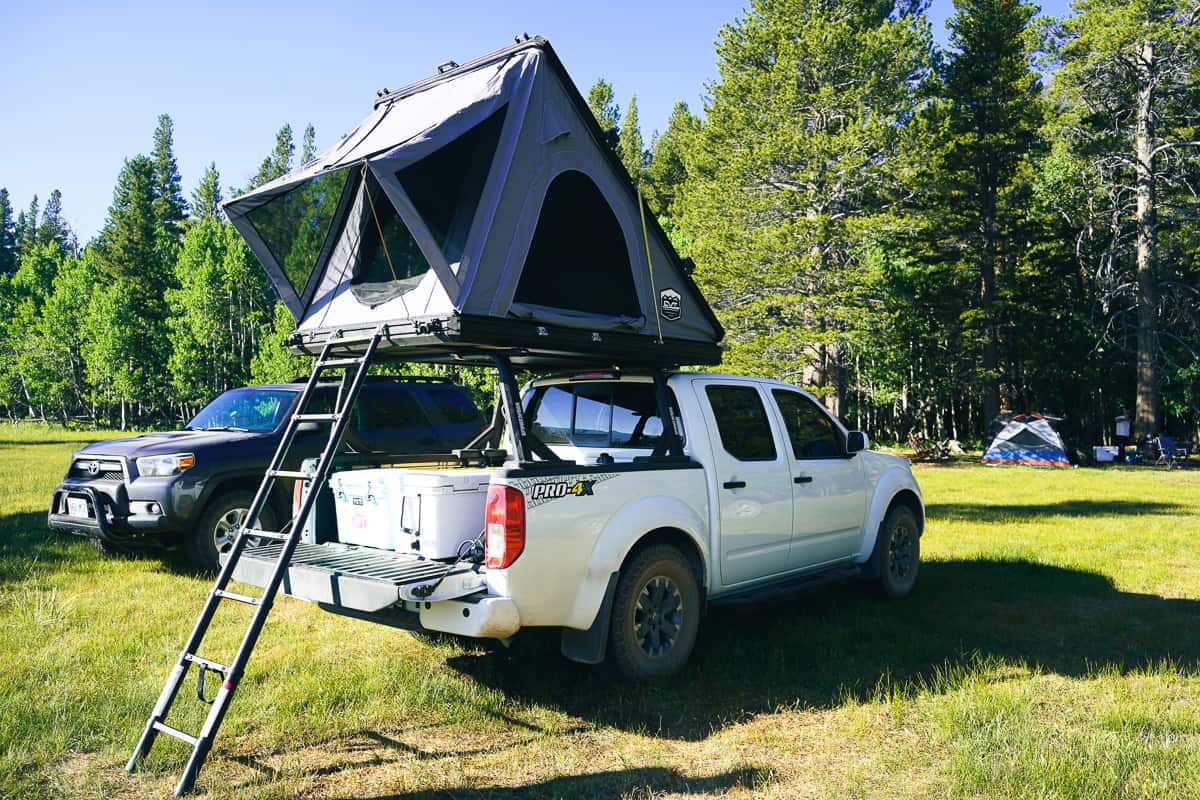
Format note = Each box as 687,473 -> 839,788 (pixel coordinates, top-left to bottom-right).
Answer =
224,36 -> 724,370
285,313 -> 722,368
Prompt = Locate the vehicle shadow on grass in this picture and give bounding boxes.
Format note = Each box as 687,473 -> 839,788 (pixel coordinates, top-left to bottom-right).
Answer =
327,766 -> 770,800
925,499 -> 1186,522
447,558 -> 1200,741
0,510 -> 81,583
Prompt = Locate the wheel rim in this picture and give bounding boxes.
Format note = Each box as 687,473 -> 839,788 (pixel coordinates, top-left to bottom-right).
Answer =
888,522 -> 916,581
213,507 -> 249,553
634,575 -> 684,657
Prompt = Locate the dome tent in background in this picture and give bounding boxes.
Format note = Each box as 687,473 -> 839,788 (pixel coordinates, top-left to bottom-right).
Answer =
982,414 -> 1071,468
223,37 -> 723,369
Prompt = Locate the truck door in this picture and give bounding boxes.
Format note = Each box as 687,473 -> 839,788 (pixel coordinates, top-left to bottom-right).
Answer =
768,389 -> 867,568
697,380 -> 794,586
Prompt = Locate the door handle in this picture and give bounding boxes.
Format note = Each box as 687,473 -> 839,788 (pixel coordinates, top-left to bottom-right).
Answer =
793,475 -> 813,484
722,480 -> 747,489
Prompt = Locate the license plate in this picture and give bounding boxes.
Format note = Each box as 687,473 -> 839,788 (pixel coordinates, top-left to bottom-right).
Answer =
67,497 -> 89,518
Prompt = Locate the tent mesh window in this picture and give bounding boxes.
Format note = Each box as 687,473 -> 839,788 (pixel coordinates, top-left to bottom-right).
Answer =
514,170 -> 641,318
347,171 -> 430,307
244,169 -> 353,299
395,107 -> 507,265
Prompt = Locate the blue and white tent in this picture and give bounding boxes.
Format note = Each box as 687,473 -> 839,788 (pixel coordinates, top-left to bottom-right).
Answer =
982,414 -> 1071,468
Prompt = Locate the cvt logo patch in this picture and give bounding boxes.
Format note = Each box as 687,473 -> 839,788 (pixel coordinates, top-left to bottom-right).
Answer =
659,288 -> 682,321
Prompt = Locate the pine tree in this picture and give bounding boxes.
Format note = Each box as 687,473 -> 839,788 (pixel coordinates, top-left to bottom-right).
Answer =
680,0 -> 933,414
192,162 -> 223,221
301,123 -> 317,163
254,124 -> 295,187
586,78 -> 620,131
37,189 -> 73,253
618,96 -> 645,183
152,114 -> 188,237
645,102 -> 701,220
933,0 -> 1043,426
19,196 -> 39,257
1049,0 -> 1200,436
96,155 -> 174,410
0,188 -> 15,275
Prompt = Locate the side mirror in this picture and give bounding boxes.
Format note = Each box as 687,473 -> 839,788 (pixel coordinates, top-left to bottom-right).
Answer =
846,431 -> 869,454
296,421 -> 321,435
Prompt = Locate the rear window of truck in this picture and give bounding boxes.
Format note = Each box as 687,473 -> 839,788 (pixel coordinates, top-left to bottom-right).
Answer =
525,382 -> 683,450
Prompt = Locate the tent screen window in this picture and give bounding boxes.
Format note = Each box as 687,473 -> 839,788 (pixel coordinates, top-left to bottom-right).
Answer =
244,169 -> 352,299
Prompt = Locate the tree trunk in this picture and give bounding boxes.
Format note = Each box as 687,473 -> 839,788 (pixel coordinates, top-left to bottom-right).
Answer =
980,189 -> 1000,429
120,398 -> 127,431
1134,40 -> 1160,438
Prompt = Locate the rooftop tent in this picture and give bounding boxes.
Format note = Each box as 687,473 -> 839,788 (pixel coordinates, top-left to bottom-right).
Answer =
981,414 -> 1071,468
224,37 -> 724,368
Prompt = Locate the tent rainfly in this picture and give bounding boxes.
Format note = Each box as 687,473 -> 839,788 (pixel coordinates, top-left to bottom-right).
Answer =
981,414 -> 1071,468
224,36 -> 724,368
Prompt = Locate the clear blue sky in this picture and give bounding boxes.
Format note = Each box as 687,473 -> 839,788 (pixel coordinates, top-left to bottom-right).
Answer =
0,0 -> 1071,243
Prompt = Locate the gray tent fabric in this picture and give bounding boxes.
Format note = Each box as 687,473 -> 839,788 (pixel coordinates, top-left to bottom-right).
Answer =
223,37 -> 723,366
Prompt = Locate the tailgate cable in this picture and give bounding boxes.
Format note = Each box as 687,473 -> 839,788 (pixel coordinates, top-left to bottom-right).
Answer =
409,528 -> 485,599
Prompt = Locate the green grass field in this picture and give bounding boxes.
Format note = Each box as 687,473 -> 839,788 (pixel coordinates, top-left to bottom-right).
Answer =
2,427 -> 1199,799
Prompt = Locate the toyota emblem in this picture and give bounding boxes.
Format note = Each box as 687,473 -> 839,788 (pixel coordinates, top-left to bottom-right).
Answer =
86,461 -> 100,476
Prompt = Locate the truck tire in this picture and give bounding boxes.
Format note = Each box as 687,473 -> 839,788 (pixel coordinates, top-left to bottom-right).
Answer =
870,504 -> 920,598
608,544 -> 701,681
186,491 -> 277,573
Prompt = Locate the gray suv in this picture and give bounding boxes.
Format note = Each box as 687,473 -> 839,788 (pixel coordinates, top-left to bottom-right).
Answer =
48,377 -> 484,570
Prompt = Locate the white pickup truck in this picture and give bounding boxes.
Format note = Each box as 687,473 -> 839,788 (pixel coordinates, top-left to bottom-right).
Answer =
231,370 -> 923,680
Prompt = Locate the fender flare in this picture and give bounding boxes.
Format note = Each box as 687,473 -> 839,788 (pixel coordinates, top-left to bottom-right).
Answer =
855,467 -> 924,564
559,494 -> 708,664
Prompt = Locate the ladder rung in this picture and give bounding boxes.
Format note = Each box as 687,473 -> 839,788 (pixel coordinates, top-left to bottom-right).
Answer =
184,653 -> 229,675
317,358 -> 363,368
241,528 -> 289,542
295,413 -> 339,421
152,720 -> 199,747
214,589 -> 260,606
267,469 -> 308,480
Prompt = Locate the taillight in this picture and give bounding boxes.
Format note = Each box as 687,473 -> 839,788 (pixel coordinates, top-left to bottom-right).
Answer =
484,484 -> 525,569
292,478 -> 304,518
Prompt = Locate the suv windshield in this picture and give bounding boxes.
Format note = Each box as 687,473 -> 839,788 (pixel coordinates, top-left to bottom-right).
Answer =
186,388 -> 297,433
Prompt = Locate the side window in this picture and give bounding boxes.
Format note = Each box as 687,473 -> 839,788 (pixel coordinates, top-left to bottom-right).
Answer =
419,384 -> 484,426
572,385 -> 613,447
358,387 -> 432,433
705,385 -> 777,462
527,386 -> 573,444
772,390 -> 843,459
611,384 -> 684,449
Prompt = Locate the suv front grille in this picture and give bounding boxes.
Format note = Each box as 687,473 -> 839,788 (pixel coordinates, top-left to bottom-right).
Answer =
69,459 -> 125,482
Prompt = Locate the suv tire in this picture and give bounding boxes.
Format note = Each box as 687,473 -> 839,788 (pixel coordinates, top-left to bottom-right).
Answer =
870,504 -> 920,598
187,490 -> 278,573
608,544 -> 701,681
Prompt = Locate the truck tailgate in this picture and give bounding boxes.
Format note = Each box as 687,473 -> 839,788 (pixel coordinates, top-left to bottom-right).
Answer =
226,542 -> 486,612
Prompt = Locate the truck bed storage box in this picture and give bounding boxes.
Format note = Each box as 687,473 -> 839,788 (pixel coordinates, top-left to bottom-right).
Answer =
329,468 -> 490,558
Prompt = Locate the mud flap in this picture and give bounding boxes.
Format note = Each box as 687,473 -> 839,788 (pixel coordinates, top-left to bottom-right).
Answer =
560,572 -> 619,665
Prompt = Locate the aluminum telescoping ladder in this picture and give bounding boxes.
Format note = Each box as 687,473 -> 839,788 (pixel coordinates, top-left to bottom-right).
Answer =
126,325 -> 386,796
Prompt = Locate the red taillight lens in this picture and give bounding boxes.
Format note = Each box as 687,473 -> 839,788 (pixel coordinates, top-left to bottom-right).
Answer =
292,478 -> 304,519
484,484 -> 525,569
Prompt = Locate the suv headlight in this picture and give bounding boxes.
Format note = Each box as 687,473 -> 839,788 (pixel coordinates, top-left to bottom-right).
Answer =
136,453 -> 195,477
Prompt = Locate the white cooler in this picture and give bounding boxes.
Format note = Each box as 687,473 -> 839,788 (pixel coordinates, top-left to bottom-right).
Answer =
329,468 -> 491,558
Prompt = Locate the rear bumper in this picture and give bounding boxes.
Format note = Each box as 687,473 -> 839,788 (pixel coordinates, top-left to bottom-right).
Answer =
225,542 -> 520,639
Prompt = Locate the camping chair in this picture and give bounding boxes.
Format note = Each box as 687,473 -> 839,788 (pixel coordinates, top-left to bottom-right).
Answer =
1153,435 -> 1186,469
